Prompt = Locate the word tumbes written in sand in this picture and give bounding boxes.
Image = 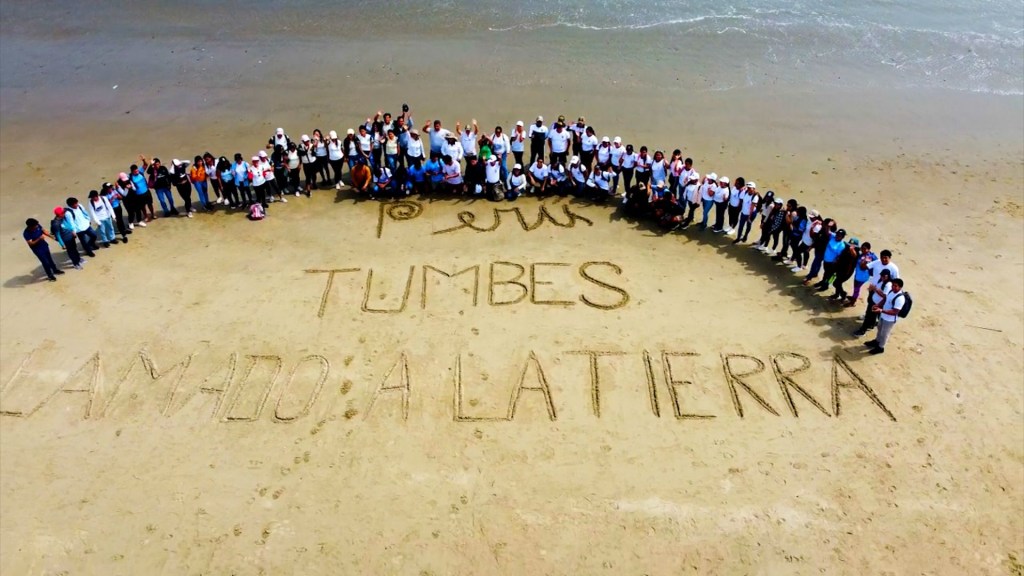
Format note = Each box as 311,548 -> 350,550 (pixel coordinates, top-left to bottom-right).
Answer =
305,261 -> 629,318
0,346 -> 895,424
375,200 -> 593,239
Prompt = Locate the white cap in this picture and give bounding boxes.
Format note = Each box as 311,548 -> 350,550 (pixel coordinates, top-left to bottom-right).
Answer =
329,130 -> 338,139
516,120 -> 524,127
570,155 -> 580,164
251,155 -> 259,161
719,176 -> 729,183
707,172 -> 718,181
809,209 -> 820,218
557,166 -> 564,173
513,163 -> 522,170
601,136 -> 610,143
656,180 -> 666,187
690,172 -> 700,181
536,115 -> 543,121
346,128 -> 355,135
258,150 -> 268,158
613,136 -> 621,144
748,181 -> 757,188
172,158 -> 181,166
410,129 -> 419,135
276,128 -> 284,135
775,198 -> 785,204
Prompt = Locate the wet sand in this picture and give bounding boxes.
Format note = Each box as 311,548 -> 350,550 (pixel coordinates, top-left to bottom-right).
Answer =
1,11 -> 1023,576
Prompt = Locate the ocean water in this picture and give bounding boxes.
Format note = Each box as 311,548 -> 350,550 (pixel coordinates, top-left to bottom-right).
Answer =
1,0 -> 1021,97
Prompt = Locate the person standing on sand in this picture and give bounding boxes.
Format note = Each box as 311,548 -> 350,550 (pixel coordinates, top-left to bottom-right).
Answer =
299,135 -> 318,194
116,173 -> 142,229
864,277 -> 906,355
458,120 -> 479,159
510,121 -> 527,169
142,156 -> 177,217
596,136 -> 612,170
733,182 -> 760,243
752,190 -> 775,248
102,182 -> 130,241
203,152 -> 222,205
489,126 -> 510,183
232,153 -> 253,206
423,153 -> 443,194
383,130 -> 400,171
128,164 -> 154,223
790,208 -> 817,271
528,116 -> 548,165
569,156 -> 588,197
619,144 -> 637,193
441,133 -> 464,165
697,172 -> 716,231
267,127 -> 290,152
249,155 -> 268,208
218,156 -> 239,207
23,218 -> 63,281
286,141 -> 301,195
634,146 -> 653,193
312,129 -> 330,185
711,175 -> 730,233
405,129 -> 425,167
552,122 -> 578,171
51,207 -> 83,269
189,155 -> 211,210
406,158 -> 427,196
649,150 -> 669,194
87,190 -> 117,246
725,176 -> 745,234
579,126 -> 599,168
813,228 -> 848,291
423,119 -> 451,159
847,241 -> 877,307
853,268 -> 892,336
441,154 -> 464,195
609,137 -> 626,195
679,170 -> 701,227
830,237 -> 860,301
171,159 -> 194,217
327,130 -> 345,184
64,197 -> 98,256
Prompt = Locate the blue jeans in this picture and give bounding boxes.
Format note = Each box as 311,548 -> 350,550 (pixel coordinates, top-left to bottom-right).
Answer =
155,187 -> 175,214
194,181 -> 209,206
805,250 -> 825,280
32,246 -> 59,278
386,154 -> 399,170
700,199 -> 714,228
736,214 -> 752,241
97,218 -> 115,243
498,152 -> 509,183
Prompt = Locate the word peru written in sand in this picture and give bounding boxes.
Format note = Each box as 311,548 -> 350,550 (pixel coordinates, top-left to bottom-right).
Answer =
376,200 -> 593,238
305,261 -> 629,318
0,346 -> 895,424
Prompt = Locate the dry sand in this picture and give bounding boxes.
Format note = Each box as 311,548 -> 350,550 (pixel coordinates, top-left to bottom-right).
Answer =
1,25 -> 1023,576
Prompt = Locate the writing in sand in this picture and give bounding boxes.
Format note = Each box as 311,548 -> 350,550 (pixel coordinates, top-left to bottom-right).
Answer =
1,346 -> 895,424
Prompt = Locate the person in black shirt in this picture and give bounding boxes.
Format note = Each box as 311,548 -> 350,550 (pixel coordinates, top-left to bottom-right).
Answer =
464,154 -> 485,197
142,156 -> 178,216
171,159 -> 193,217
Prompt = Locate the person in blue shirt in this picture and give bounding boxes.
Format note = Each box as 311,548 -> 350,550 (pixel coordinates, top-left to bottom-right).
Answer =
423,153 -> 443,194
128,163 -> 155,223
24,218 -> 63,281
814,228 -> 848,292
50,207 -> 82,269
405,158 -> 426,195
847,242 -> 876,307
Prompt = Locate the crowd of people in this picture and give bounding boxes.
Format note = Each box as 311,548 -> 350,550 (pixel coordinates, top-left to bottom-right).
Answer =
21,104 -> 912,354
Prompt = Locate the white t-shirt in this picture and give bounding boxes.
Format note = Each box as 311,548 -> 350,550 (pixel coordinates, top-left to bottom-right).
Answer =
528,124 -> 548,141
871,281 -> 891,305
484,158 -> 501,183
356,133 -> 372,153
867,260 -> 900,286
597,145 -> 611,164
328,140 -> 343,161
260,159 -> 275,181
507,172 -> 526,191
287,150 -> 300,170
651,160 -> 667,183
635,154 -> 651,173
685,184 -> 700,204
249,166 -> 266,187
581,134 -> 599,152
510,130 -> 526,152
803,220 -> 822,246
270,133 -> 289,150
406,138 -> 424,159
701,182 -> 715,201
571,164 -> 587,184
548,129 -> 572,153
730,186 -> 745,207
880,290 -> 906,322
441,140 -> 464,163
442,162 -> 462,184
490,133 -> 509,155
314,140 -> 327,157
621,152 -> 637,169
610,145 -> 626,166
529,163 -> 550,181
741,191 -> 759,214
713,185 -> 730,203
460,131 -> 478,156
429,128 -> 451,152
595,169 -> 612,190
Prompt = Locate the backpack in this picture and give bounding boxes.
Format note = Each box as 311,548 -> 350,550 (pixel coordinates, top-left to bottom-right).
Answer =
897,292 -> 912,318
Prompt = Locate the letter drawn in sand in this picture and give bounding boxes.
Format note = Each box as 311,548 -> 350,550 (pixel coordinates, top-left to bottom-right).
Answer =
376,200 -> 423,239
721,354 -> 779,418
566,350 -> 625,418
223,355 -> 283,422
578,262 -> 630,310
507,352 -> 557,420
362,266 -> 416,314
0,345 -> 48,416
274,355 -> 330,422
643,350 -> 661,417
530,262 -> 575,306
15,352 -> 104,419
831,355 -> 896,422
662,351 -> 715,420
105,349 -> 195,419
770,353 -> 830,418
365,353 -> 411,421
452,354 -> 508,422
421,265 -> 480,309
306,268 -> 361,318
488,262 -> 529,306
164,352 -> 239,419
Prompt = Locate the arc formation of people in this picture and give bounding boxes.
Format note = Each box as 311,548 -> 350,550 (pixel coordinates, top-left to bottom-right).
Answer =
22,103 -> 912,355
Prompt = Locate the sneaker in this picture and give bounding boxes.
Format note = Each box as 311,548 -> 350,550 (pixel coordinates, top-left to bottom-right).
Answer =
54,270 -> 65,275
128,223 -> 135,230
294,191 -> 300,197
856,315 -> 865,321
48,276 -> 57,282
190,207 -> 197,213
187,213 -> 193,218
111,239 -> 119,244
73,264 -> 83,270
852,330 -> 866,337
869,347 -> 885,355
280,197 -> 288,203
790,266 -> 803,272
137,222 -> 147,227
864,340 -> 878,347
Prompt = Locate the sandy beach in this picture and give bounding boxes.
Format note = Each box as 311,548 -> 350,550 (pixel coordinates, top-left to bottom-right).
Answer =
1,2 -> 1023,574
